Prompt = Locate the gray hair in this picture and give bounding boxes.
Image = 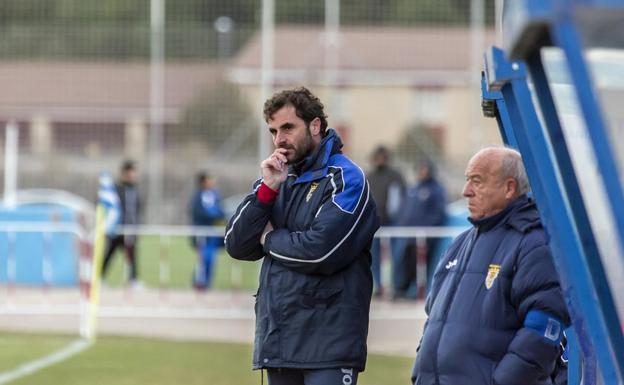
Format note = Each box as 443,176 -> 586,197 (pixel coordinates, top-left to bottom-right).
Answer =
500,148 -> 530,196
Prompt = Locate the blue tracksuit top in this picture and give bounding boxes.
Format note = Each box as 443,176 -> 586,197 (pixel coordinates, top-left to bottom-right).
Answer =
224,129 -> 380,371
190,188 -> 224,226
412,196 -> 569,385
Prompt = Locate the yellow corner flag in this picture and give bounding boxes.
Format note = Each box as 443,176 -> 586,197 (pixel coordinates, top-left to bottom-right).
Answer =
85,204 -> 106,342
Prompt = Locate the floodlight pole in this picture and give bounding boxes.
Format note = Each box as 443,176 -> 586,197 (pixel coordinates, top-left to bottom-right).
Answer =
259,0 -> 275,165
4,121 -> 18,208
495,0 -> 504,46
149,0 -> 165,224
325,0 -> 341,121
470,0 -> 485,151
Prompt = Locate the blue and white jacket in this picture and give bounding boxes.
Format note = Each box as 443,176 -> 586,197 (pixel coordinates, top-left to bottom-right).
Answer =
225,129 -> 379,371
412,196 -> 569,385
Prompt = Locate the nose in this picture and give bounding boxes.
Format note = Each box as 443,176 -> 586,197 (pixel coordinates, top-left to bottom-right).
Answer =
462,181 -> 473,198
274,131 -> 286,147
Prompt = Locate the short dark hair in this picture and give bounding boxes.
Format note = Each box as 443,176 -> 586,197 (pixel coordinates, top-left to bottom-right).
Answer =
121,159 -> 136,172
197,171 -> 210,186
372,145 -> 389,158
263,86 -> 329,135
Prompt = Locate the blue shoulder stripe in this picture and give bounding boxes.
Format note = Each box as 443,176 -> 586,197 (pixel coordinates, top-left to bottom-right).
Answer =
328,154 -> 365,214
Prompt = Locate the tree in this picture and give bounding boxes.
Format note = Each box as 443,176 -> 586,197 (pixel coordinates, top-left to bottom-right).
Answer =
395,123 -> 444,167
177,81 -> 256,154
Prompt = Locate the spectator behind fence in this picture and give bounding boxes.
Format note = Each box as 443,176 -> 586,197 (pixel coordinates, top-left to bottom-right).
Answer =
101,159 -> 142,287
412,147 -> 569,385
189,171 -> 225,290
366,145 -> 406,297
225,86 -> 379,385
393,159 -> 446,300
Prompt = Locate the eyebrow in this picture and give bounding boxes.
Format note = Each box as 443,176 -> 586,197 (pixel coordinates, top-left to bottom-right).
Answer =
268,122 -> 295,132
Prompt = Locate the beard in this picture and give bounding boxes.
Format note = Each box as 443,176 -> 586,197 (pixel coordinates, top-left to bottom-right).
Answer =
280,126 -> 314,164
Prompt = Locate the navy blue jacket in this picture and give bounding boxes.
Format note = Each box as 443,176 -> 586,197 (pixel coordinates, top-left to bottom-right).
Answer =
225,129 -> 379,371
412,196 -> 569,385
397,177 -> 446,227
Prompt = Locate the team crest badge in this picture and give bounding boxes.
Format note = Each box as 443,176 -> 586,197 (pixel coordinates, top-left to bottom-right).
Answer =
485,264 -> 501,290
306,182 -> 319,202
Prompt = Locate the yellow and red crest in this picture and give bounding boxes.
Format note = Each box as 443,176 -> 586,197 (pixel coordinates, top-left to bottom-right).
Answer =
485,264 -> 501,290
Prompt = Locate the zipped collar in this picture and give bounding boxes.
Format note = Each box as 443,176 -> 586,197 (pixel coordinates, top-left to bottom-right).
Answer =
468,195 -> 538,233
291,128 -> 343,184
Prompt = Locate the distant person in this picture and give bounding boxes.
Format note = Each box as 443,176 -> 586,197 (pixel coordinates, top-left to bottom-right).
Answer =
189,171 -> 225,290
102,160 -> 142,286
412,147 -> 569,385
394,159 -> 446,300
98,172 -> 121,239
366,145 -> 406,297
225,87 -> 379,385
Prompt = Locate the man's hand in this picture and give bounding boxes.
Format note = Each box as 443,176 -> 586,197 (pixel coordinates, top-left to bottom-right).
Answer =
260,221 -> 274,246
260,148 -> 288,190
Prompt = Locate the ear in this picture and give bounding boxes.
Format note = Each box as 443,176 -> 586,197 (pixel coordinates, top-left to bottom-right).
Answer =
310,117 -> 321,137
505,178 -> 517,199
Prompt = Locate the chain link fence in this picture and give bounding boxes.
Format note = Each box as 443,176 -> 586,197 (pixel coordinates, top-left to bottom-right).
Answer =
0,0 -> 500,224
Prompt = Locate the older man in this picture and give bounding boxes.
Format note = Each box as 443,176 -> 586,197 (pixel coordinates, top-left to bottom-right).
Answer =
412,147 -> 569,385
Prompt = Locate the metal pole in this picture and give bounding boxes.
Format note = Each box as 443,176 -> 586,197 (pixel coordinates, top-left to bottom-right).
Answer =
495,0 -> 504,47
324,0 -> 341,120
259,0 -> 275,164
4,121 -> 18,208
7,232 -> 16,296
470,0 -> 485,151
149,0 -> 165,224
42,232 -> 53,297
159,235 -> 170,300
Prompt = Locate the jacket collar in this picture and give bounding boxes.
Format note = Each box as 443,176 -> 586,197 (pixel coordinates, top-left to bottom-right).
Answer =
468,195 -> 540,233
292,129 -> 343,184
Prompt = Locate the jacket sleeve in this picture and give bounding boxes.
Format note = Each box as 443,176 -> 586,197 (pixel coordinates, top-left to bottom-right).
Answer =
263,167 -> 380,275
493,241 -> 570,385
224,180 -> 272,262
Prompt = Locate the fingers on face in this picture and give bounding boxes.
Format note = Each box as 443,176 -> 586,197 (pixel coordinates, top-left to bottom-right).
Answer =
271,151 -> 287,164
274,148 -> 288,159
263,150 -> 287,172
266,156 -> 284,172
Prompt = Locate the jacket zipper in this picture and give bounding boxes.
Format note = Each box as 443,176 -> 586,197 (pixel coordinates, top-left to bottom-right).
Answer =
432,228 -> 478,385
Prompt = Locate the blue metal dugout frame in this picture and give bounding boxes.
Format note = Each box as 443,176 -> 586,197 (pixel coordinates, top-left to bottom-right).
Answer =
482,0 -> 624,384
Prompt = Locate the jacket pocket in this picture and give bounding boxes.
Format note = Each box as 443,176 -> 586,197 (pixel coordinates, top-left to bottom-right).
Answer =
280,287 -> 365,364
300,288 -> 342,310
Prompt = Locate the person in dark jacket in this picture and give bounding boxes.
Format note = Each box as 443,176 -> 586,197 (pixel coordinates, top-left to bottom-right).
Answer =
189,171 -> 225,290
367,146 -> 406,297
225,87 -> 379,385
102,159 -> 142,286
412,147 -> 569,385
394,160 -> 446,299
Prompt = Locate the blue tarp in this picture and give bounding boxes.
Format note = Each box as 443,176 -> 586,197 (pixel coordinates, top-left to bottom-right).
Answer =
0,205 -> 79,286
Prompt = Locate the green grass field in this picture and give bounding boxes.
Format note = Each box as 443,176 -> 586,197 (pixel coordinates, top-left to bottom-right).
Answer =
0,333 -> 414,385
103,235 -> 260,290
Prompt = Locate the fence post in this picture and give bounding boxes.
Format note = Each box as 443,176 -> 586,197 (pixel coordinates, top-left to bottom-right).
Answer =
7,232 -> 16,298
415,236 -> 428,299
42,232 -> 53,296
159,235 -> 170,300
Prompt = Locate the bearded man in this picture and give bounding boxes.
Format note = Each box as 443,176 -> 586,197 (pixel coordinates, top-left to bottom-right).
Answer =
225,87 -> 379,385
